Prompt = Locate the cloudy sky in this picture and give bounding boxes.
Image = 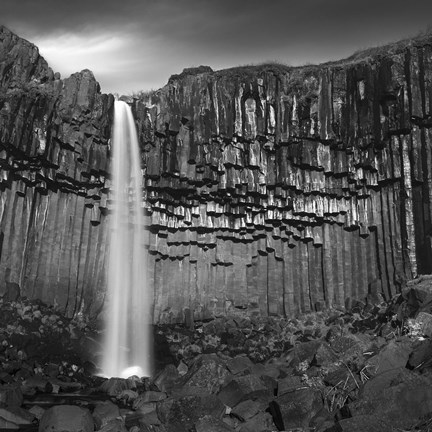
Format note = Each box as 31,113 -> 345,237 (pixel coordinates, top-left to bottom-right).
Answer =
3,0 -> 432,95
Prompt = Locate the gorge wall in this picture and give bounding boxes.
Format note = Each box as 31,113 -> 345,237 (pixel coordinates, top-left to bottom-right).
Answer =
1,25 -> 432,322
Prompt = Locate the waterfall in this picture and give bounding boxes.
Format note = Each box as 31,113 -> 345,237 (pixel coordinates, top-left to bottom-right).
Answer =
101,100 -> 153,378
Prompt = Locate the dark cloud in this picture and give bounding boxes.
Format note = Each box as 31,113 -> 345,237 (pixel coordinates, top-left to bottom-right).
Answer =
3,0 -> 143,34
2,0 -> 432,94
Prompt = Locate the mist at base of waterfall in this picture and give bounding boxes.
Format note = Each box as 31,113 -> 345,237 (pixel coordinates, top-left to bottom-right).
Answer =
100,100 -> 153,378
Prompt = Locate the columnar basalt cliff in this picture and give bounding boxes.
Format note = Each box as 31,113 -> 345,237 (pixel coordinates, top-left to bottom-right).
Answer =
0,26 -> 114,317
134,36 -> 432,322
1,25 -> 432,322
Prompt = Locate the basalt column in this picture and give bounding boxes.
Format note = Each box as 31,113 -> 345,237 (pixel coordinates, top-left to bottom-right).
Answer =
2,26 -> 432,323
134,37 -> 432,323
0,26 -> 113,317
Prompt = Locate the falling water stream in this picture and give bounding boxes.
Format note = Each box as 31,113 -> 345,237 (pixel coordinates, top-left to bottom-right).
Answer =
101,100 -> 152,378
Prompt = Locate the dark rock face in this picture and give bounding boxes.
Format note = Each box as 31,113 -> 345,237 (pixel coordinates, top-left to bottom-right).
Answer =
0,26 -> 114,317
133,34 -> 432,322
1,25 -> 432,322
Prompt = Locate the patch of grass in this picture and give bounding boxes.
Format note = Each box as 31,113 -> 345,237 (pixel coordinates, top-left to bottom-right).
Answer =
322,27 -> 432,68
168,65 -> 214,83
214,60 -> 292,81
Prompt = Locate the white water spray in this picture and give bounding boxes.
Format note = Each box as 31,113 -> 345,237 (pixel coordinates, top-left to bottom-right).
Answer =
101,100 -> 152,378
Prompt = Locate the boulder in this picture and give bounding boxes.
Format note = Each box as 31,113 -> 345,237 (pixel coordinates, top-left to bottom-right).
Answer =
269,387 -> 323,430
39,405 -> 94,432
0,372 -> 14,384
181,354 -> 230,393
29,405 -> 45,421
92,400 -> 120,429
0,406 -> 34,425
408,338 -> 432,370
217,374 -> 269,407
315,342 -> 339,367
288,339 -> 322,367
277,375 -> 303,396
412,311 -> 432,337
259,363 -> 281,380
177,361 -> 188,376
0,417 -> 19,430
349,368 -> 432,429
226,355 -> 254,375
323,366 -> 358,393
365,338 -> 412,375
22,376 -> 53,394
116,389 -> 139,404
97,418 -> 128,432
337,414 -> 393,432
134,402 -> 158,417
152,364 -> 179,392
99,377 -> 135,397
202,319 -> 226,336
0,383 -> 23,406
330,335 -> 359,354
237,412 -> 276,432
361,367 -> 414,397
157,391 -> 225,432
47,378 -> 82,392
230,399 -> 262,421
402,275 -> 432,316
132,391 -> 167,407
195,415 -> 235,432
137,410 -> 161,429
259,374 -> 278,395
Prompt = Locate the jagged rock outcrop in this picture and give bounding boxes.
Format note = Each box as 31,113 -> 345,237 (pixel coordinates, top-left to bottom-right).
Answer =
1,25 -> 432,323
0,26 -> 114,317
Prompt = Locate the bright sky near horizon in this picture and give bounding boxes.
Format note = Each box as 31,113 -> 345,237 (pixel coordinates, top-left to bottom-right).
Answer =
3,0 -> 432,95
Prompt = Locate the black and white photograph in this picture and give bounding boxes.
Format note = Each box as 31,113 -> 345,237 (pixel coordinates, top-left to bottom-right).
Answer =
1,1 -> 432,431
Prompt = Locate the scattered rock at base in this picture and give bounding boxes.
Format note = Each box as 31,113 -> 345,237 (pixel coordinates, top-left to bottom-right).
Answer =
181,354 -> 231,393
0,383 -> 23,406
92,400 -> 120,429
3,278 -> 432,432
152,364 -> 179,392
277,375 -> 303,396
226,355 -> 255,375
237,411 -> 276,432
157,391 -> 225,432
133,390 -> 167,406
99,377 -> 135,397
288,339 -> 322,367
365,338 -> 412,375
0,406 -> 35,425
22,376 -> 53,394
412,311 -> 432,337
217,374 -> 270,408
28,405 -> 45,421
38,405 -> 94,432
408,338 -> 432,369
96,418 -> 128,432
0,417 -> 19,430
230,399 -> 262,421
337,414 -> 393,432
269,387 -> 323,430
195,415 -> 235,432
349,367 -> 432,429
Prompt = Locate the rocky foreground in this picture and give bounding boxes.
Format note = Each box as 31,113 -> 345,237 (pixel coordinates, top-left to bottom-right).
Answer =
3,278 -> 432,431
